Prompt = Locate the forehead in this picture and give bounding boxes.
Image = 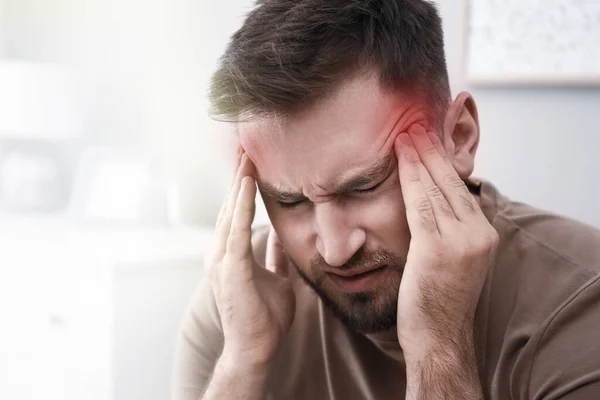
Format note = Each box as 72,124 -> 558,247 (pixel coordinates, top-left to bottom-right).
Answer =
238,74 -> 428,192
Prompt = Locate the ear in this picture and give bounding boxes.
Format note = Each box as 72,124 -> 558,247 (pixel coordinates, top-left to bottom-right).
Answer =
442,92 -> 480,179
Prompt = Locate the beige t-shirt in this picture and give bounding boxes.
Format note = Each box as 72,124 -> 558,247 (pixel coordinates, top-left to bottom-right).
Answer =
172,178 -> 600,399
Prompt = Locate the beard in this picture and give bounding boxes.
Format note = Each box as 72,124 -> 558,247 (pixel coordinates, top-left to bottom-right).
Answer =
291,246 -> 405,334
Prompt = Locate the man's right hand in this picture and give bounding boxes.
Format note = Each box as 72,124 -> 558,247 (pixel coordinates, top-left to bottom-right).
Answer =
207,151 -> 295,372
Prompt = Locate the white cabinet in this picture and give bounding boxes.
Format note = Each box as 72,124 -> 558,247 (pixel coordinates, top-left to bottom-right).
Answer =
0,214 -> 212,400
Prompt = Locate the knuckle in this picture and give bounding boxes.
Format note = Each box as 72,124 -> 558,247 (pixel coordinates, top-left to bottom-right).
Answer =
435,198 -> 454,216
443,174 -> 466,189
227,229 -> 243,247
490,230 -> 500,246
467,229 -> 499,255
424,185 -> 453,216
427,198 -> 453,218
415,196 -> 433,214
221,296 -> 234,323
414,197 -> 436,228
425,184 -> 444,199
481,229 -> 500,249
420,212 -> 436,230
459,188 -> 478,213
422,146 -> 438,158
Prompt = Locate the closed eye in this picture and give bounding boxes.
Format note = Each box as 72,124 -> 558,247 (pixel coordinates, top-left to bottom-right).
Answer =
354,180 -> 384,193
277,199 -> 305,210
276,179 -> 385,209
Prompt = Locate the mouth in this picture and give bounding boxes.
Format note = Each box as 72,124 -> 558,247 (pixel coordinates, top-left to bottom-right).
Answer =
326,265 -> 388,293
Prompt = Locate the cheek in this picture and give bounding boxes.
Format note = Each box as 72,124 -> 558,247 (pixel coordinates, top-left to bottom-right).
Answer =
357,185 -> 411,253
262,198 -> 315,271
357,170 -> 407,226
360,193 -> 406,227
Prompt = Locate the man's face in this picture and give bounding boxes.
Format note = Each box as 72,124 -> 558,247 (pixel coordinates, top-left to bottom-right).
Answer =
239,74 -> 432,333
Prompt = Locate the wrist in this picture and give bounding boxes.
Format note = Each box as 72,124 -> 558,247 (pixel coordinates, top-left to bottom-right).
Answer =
219,346 -> 273,377
399,325 -> 475,364
203,350 -> 271,400
402,333 -> 482,400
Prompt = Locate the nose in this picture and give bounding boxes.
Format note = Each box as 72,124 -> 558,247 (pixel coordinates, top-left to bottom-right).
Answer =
314,203 -> 366,267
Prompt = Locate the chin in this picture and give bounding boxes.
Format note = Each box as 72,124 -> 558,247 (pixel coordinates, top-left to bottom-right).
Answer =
297,267 -> 401,334
325,291 -> 399,334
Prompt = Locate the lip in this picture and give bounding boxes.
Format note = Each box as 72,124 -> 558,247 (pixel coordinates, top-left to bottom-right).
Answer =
326,265 -> 388,293
327,264 -> 387,277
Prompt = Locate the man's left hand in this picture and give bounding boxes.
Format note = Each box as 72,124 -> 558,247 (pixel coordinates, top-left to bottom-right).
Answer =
394,124 -> 499,360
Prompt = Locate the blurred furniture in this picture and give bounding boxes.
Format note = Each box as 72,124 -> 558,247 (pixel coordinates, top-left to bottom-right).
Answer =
112,258 -> 204,400
0,143 -> 67,211
68,146 -> 181,226
0,212 -> 213,400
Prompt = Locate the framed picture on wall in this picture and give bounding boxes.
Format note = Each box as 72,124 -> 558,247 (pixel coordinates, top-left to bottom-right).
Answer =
463,0 -> 600,85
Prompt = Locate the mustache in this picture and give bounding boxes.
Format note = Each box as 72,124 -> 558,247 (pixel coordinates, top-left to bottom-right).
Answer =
310,246 -> 403,272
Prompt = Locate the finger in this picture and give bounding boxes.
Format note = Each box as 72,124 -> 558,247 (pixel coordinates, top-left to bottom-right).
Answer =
265,227 -> 289,277
215,150 -> 243,229
417,159 -> 457,228
226,176 -> 257,262
406,127 -> 457,227
395,133 -> 439,238
217,149 -> 245,226
408,125 -> 480,220
214,154 -> 254,260
206,201 -> 229,268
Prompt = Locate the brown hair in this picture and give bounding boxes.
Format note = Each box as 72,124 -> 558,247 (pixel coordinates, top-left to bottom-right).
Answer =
209,0 -> 450,128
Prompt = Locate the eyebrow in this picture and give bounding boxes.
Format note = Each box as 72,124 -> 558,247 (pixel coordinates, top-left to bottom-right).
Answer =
256,153 -> 394,202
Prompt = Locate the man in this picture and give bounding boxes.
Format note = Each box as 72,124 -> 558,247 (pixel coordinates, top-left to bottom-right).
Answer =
172,1 -> 600,399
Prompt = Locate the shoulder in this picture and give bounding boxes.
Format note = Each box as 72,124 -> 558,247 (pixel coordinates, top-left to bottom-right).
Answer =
478,184 -> 600,398
476,178 -> 600,276
494,198 -> 600,275
511,274 -> 600,399
484,197 -> 600,331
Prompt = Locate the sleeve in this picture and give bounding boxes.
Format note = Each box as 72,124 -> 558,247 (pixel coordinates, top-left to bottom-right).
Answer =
170,225 -> 271,400
513,274 -> 600,400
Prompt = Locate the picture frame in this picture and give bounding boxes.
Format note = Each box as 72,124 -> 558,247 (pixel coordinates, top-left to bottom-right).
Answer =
462,0 -> 600,86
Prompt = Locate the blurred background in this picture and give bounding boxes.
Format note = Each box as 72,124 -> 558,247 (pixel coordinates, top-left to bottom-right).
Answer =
0,0 -> 598,399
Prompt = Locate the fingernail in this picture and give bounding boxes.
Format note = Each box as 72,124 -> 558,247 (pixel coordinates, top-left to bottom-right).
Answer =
398,134 -> 420,163
408,124 -> 425,136
398,133 -> 413,146
427,131 -> 439,145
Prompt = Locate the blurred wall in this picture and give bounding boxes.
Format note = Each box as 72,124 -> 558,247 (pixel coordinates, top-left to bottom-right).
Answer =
438,1 -> 600,228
